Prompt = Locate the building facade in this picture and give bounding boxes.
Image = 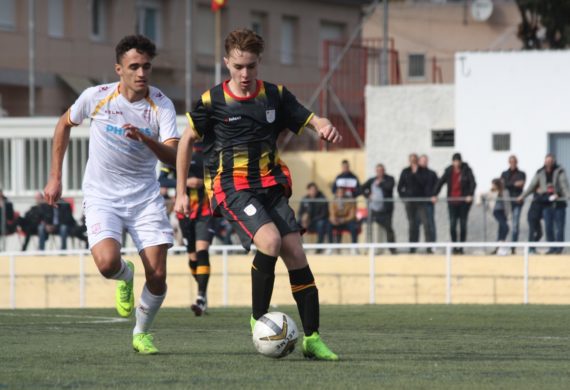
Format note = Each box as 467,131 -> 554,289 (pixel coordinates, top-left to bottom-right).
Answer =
0,0 -> 366,117
363,0 -> 521,84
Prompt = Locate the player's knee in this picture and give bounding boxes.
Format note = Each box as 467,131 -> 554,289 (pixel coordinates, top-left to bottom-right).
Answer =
98,260 -> 121,278
146,267 -> 167,287
94,255 -> 122,278
263,234 -> 281,256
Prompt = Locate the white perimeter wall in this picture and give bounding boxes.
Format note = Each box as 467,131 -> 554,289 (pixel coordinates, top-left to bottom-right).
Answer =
455,50 -> 570,193
365,84 -> 455,181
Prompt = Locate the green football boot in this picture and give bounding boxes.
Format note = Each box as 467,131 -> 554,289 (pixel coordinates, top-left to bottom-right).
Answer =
133,333 -> 159,355
302,332 -> 339,361
115,260 -> 134,317
250,315 -> 256,333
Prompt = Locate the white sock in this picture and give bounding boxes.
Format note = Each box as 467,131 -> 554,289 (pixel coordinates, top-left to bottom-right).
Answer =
133,283 -> 166,335
109,258 -> 133,282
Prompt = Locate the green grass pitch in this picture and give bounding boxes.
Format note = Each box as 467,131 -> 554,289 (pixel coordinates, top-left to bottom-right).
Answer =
1,305 -> 569,389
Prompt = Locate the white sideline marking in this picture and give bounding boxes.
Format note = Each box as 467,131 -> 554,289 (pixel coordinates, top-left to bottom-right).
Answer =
0,312 -> 129,324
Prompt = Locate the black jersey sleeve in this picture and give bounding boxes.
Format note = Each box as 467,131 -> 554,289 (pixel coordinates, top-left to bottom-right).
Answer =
187,98 -> 211,140
280,86 -> 313,134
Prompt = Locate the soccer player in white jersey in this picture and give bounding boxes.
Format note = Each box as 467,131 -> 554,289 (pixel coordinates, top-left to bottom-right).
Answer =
44,35 -> 179,355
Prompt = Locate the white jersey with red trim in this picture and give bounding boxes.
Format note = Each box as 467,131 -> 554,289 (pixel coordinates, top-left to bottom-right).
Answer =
68,82 -> 179,202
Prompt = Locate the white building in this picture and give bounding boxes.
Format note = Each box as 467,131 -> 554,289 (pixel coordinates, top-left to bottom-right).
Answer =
455,50 -> 570,190
367,50 -> 570,194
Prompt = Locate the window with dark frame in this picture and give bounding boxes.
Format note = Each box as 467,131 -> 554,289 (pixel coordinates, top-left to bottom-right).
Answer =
91,0 -> 106,41
432,129 -> 454,147
408,53 -> 426,79
137,0 -> 162,46
0,0 -> 16,31
492,133 -> 510,151
0,139 -> 11,191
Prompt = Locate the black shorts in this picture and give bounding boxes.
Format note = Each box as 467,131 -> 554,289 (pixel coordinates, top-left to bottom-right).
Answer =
218,186 -> 300,251
178,214 -> 214,253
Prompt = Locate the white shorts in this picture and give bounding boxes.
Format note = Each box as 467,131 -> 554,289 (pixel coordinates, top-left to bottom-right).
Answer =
84,195 -> 174,252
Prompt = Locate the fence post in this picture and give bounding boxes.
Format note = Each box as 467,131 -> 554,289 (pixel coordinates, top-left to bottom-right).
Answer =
9,253 -> 15,309
446,244 -> 452,304
222,248 -> 228,307
523,245 -> 529,304
79,252 -> 85,308
369,243 -> 376,304
482,196 -> 487,243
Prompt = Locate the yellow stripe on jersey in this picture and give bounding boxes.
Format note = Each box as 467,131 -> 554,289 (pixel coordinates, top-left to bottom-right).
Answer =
91,88 -> 120,117
204,165 -> 212,198
186,112 -> 203,140
196,266 -> 210,275
222,89 -> 235,105
202,90 -> 212,108
145,96 -> 158,112
277,84 -> 283,98
259,150 -> 271,176
299,112 -> 314,136
233,146 -> 249,173
257,82 -> 266,99
66,109 -> 79,126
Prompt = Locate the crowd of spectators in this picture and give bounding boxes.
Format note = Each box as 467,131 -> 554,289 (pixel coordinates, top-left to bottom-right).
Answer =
2,153 -> 569,254
296,153 -> 570,255
0,191 -> 88,251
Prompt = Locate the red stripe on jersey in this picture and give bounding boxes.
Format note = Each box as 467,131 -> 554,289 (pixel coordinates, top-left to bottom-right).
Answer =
260,175 -> 278,188
278,163 -> 293,187
222,80 -> 262,101
200,197 -> 212,217
221,201 -> 254,239
213,176 -> 227,207
233,173 -> 250,191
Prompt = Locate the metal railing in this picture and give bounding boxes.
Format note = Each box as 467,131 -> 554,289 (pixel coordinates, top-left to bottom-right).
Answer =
2,241 -> 569,309
292,195 -> 564,245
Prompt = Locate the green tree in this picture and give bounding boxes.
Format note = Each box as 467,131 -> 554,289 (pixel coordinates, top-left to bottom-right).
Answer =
516,0 -> 570,49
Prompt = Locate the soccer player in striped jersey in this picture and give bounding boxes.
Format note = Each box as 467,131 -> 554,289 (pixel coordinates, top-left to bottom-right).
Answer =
44,35 -> 179,355
161,144 -> 214,315
174,29 -> 342,361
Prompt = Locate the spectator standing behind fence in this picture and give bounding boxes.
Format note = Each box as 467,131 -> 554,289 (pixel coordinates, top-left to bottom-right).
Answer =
329,187 -> 359,251
362,164 -> 397,254
298,182 -> 332,252
398,153 -> 433,254
527,192 -> 546,254
332,159 -> 361,199
500,155 -> 526,254
418,155 -> 438,243
518,154 -> 569,254
432,153 -> 476,255
20,192 -> 50,251
485,179 -> 510,256
0,189 -> 16,236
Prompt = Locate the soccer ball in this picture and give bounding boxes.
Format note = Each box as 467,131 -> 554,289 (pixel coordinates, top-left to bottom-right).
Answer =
252,312 -> 299,358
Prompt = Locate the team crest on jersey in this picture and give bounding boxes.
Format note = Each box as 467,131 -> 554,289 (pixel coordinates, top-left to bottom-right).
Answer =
91,223 -> 101,235
244,204 -> 257,216
266,109 -> 275,123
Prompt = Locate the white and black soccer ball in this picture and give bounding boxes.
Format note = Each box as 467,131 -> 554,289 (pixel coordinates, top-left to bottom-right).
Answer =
252,312 -> 298,358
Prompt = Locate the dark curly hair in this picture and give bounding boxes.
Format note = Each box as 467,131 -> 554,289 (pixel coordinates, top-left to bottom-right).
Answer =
115,35 -> 157,64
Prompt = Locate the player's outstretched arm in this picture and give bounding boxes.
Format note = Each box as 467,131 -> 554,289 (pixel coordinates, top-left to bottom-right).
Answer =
123,124 -> 178,166
44,112 -> 72,206
308,115 -> 343,144
173,126 -> 198,216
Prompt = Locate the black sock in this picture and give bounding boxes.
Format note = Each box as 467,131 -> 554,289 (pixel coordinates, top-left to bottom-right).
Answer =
251,251 -> 278,320
188,258 -> 198,282
196,250 -> 210,298
289,266 -> 319,336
